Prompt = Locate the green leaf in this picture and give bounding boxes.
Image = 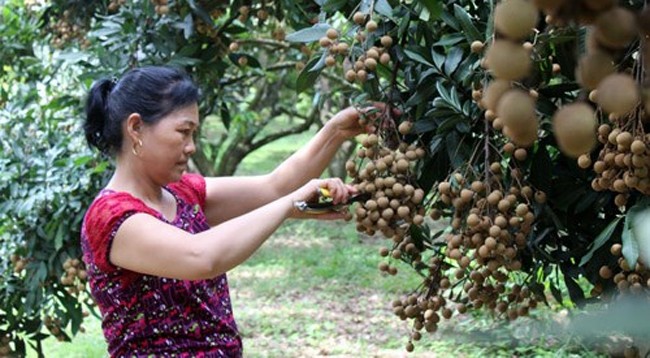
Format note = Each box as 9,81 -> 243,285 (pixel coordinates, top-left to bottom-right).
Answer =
433,33 -> 465,47
403,49 -> 434,67
443,47 -> 464,76
415,0 -> 443,19
453,4 -> 481,43
296,52 -> 326,93
285,23 -> 331,43
220,102 -> 231,130
186,0 -> 214,30
579,216 -> 622,266
321,0 -> 347,12
375,0 -> 394,18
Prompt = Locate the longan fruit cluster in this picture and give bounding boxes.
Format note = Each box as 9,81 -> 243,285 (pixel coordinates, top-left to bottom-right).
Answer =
9,254 -> 27,275
43,316 -> 68,342
60,258 -> 87,296
151,0 -> 169,15
395,169 -> 545,351
586,125 -> 650,207
318,28 -> 350,68
538,2 -> 643,158
479,0 -> 539,148
48,10 -> 88,48
0,334 -> 12,357
348,134 -> 426,240
344,12 -> 393,84
597,243 -> 650,297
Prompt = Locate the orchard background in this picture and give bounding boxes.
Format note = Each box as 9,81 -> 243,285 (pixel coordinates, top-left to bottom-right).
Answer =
1,0 -> 650,356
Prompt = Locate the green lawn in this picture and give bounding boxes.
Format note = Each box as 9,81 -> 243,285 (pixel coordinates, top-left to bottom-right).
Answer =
36,125 -> 613,357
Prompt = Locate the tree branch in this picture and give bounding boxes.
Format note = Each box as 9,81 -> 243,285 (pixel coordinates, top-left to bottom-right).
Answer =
238,38 -> 292,49
250,106 -> 319,151
219,62 -> 297,86
321,70 -> 358,92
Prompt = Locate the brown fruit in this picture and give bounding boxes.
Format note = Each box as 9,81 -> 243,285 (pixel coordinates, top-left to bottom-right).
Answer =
326,28 -> 338,40
398,121 -> 413,135
357,70 -> 368,82
496,89 -> 536,133
576,51 -> 615,90
596,74 -> 640,115
552,63 -> 561,75
631,140 -> 646,155
379,53 -> 391,65
229,42 -> 239,52
515,148 -> 528,162
364,58 -> 377,71
594,7 -> 638,49
319,37 -> 332,47
381,36 -> 393,47
504,126 -> 538,147
482,80 -> 511,112
325,55 -> 336,67
345,70 -> 356,83
486,40 -> 532,80
578,154 -> 592,169
470,41 -> 484,53
494,0 -> 539,40
237,57 -> 248,66
552,103 -> 597,158
366,20 -> 378,32
353,12 -> 366,25
256,9 -> 268,20
366,48 -> 380,59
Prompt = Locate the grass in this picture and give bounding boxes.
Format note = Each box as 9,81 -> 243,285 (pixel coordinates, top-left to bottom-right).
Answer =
35,123 -> 613,357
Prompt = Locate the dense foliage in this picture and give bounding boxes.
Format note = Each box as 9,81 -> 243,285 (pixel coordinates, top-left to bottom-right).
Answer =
1,0 -> 650,355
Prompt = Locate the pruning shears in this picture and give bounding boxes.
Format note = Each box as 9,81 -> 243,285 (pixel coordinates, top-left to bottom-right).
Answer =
293,187 -> 370,215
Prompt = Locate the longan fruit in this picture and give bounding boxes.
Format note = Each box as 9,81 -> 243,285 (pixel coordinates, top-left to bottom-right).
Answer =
353,11 -> 366,25
319,37 -> 332,47
325,55 -> 336,67
366,20 -> 378,32
345,70 -> 356,83
326,28 -> 338,40
470,41 -> 484,53
398,121 -> 413,135
494,0 -> 538,40
381,36 -> 393,47
379,53 -> 391,65
552,103 -> 597,158
596,73 -> 640,116
486,40 -> 532,80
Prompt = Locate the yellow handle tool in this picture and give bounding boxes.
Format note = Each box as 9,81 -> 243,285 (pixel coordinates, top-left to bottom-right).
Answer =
293,188 -> 370,215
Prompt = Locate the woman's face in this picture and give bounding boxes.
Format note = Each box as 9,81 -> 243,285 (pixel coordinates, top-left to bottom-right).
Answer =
138,103 -> 199,184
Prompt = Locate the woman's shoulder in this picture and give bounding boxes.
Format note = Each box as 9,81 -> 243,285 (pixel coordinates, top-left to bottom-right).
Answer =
167,173 -> 206,209
85,190 -> 154,220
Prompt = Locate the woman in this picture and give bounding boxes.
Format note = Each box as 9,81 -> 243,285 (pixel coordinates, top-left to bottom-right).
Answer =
81,66 -> 374,357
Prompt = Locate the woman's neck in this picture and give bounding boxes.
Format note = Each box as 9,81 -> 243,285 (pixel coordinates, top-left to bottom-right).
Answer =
107,157 -> 164,205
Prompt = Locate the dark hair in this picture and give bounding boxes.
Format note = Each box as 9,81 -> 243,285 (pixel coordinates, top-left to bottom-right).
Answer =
84,66 -> 200,155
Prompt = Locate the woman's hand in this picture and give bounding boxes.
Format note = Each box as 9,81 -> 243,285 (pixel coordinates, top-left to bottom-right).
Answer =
326,103 -> 387,141
288,178 -> 358,220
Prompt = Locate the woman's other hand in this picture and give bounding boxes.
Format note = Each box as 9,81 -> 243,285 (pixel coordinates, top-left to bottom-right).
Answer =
326,103 -> 381,141
288,178 -> 357,220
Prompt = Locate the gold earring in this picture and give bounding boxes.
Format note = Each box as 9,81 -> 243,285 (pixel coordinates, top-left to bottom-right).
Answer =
132,139 -> 143,156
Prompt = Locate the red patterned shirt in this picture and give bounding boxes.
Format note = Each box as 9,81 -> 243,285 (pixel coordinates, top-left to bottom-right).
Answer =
81,174 -> 242,357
